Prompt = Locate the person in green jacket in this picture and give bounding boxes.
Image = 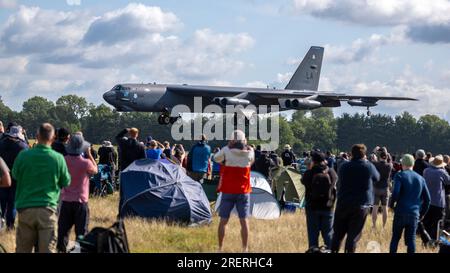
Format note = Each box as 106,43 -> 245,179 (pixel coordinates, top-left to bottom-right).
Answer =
12,123 -> 70,253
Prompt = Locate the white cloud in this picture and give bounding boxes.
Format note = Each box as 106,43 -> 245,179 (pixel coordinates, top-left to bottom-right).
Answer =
0,5 -> 255,110
244,81 -> 268,88
66,0 -> 81,6
292,0 -> 450,43
320,68 -> 450,120
292,0 -> 450,26
325,31 -> 403,64
82,4 -> 180,45
0,0 -> 17,9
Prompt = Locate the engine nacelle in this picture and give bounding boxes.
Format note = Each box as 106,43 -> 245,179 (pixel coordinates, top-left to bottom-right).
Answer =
213,97 -> 251,107
285,99 -> 322,110
347,99 -> 378,107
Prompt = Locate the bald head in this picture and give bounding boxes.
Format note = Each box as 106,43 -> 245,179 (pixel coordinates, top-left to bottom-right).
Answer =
37,123 -> 55,145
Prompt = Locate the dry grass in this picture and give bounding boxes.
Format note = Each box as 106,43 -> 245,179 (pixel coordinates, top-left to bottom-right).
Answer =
0,193 -> 436,253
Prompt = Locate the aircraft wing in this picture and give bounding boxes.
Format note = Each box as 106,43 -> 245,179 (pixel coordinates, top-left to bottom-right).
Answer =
166,85 -> 417,102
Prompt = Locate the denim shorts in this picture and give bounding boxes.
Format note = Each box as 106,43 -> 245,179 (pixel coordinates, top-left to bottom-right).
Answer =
219,193 -> 251,219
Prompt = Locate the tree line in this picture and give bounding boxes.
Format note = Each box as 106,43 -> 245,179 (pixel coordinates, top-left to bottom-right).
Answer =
1,95 -> 449,155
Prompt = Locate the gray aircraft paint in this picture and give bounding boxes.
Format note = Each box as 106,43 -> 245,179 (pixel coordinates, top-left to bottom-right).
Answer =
103,46 -> 417,117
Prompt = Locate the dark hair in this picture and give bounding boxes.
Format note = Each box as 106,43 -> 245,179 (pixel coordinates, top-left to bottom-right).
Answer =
311,151 -> 326,164
351,144 -> 367,160
256,145 -> 262,151
56,128 -> 70,141
38,123 -> 55,142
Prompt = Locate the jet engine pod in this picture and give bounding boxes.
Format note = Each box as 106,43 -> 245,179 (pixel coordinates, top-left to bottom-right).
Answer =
347,99 -> 378,107
213,97 -> 251,107
286,98 -> 322,110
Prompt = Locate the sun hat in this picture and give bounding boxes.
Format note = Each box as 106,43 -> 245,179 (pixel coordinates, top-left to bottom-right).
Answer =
430,155 -> 446,168
66,133 -> 90,155
5,126 -> 24,141
284,144 -> 291,150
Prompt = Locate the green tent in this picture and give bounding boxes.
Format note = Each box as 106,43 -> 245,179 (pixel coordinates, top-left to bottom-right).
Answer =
271,166 -> 305,204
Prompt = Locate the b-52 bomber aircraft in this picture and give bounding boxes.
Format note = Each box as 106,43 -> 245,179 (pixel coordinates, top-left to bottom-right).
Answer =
103,46 -> 417,125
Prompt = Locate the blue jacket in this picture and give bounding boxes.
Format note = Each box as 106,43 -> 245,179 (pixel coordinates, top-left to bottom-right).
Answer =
391,170 -> 431,217
188,141 -> 211,173
423,166 -> 450,208
337,159 -> 380,208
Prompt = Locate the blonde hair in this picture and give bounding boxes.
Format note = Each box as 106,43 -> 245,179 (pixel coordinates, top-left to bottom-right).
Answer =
129,128 -> 139,138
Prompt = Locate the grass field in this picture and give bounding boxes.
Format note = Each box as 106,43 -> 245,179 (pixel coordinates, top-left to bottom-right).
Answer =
0,193 -> 436,253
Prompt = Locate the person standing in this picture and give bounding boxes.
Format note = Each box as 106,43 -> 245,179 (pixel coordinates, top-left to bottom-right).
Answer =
0,125 -> 28,230
0,121 -> 4,139
0,156 -> 10,230
51,128 -> 70,156
214,130 -> 254,252
413,149 -> 429,176
98,141 -> 117,169
187,135 -> 211,182
389,154 -> 430,253
0,157 -> 10,188
371,151 -> 393,229
12,123 -> 71,253
420,155 -> 450,243
115,128 -> 146,171
281,144 -> 296,166
301,152 -> 337,249
145,140 -> 165,159
57,133 -> 97,252
330,144 -> 380,253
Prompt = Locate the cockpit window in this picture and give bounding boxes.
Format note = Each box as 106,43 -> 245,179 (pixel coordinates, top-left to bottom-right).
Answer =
114,85 -> 132,101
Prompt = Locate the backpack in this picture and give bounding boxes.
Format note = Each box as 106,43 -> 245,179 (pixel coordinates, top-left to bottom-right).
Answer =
310,168 -> 335,207
77,220 -> 129,253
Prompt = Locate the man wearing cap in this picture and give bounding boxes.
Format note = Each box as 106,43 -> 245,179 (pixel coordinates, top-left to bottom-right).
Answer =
12,123 -> 71,253
420,155 -> 450,244
281,144 -> 296,166
0,125 -> 28,230
214,130 -> 254,252
389,154 -> 430,253
57,133 -> 98,252
413,149 -> 429,176
301,151 -> 337,250
98,140 -> 117,170
187,134 -> 211,183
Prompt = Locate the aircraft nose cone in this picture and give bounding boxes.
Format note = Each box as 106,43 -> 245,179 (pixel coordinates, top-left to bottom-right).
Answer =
103,90 -> 115,104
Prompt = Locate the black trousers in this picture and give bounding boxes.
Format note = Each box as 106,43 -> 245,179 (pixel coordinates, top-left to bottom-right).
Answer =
57,201 -> 89,252
419,205 -> 445,243
331,206 -> 369,253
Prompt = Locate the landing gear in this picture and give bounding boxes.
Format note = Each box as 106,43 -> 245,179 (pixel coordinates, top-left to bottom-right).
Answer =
158,112 -> 181,125
367,107 -> 371,116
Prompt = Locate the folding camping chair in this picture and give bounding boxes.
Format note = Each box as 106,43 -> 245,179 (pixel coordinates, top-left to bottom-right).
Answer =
90,164 -> 115,197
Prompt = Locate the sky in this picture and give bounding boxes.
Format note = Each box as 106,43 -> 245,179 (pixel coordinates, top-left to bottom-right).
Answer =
0,0 -> 450,120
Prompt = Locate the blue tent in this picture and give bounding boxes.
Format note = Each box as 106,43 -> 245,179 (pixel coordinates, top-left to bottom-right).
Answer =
119,159 -> 212,225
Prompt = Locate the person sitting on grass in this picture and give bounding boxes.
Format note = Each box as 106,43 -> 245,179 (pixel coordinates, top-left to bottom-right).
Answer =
389,154 -> 430,253
214,130 -> 254,252
57,133 -> 98,253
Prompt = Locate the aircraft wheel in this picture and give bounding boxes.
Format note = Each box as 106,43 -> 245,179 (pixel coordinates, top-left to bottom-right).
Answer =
169,117 -> 179,124
367,110 -> 371,116
163,115 -> 171,125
